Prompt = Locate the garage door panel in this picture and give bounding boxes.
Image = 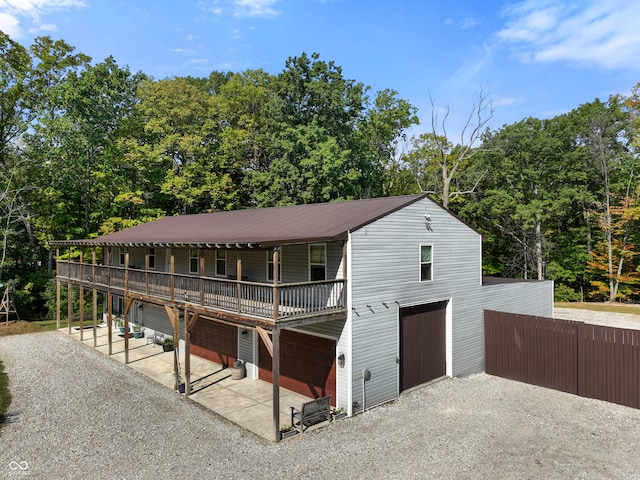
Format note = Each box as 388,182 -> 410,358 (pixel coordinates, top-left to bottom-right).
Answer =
259,330 -> 336,406
400,301 -> 447,392
191,320 -> 237,368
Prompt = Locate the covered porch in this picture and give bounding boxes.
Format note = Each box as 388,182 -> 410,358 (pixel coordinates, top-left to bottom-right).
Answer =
61,324 -> 326,440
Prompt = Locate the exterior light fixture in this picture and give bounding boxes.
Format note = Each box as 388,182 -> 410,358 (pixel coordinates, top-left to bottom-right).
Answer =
241,329 -> 248,339
338,353 -> 345,368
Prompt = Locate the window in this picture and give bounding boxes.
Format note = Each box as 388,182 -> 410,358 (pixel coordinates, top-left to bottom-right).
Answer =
215,250 -> 227,276
147,248 -> 156,269
116,297 -> 124,315
267,249 -> 281,282
119,247 -> 126,266
309,244 -> 326,281
189,249 -> 199,274
420,245 -> 433,281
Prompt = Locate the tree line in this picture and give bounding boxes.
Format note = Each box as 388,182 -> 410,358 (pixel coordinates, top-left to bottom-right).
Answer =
1,31 -> 638,318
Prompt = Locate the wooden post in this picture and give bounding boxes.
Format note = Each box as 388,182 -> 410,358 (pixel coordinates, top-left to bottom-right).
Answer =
163,305 -> 180,389
184,310 -> 199,396
185,308 -> 191,395
67,282 -> 72,335
272,327 -> 281,442
199,250 -> 205,306
342,241 -> 347,279
273,248 -> 279,322
124,252 -> 130,364
79,250 -> 84,341
107,293 -> 113,355
145,252 -> 149,296
169,251 -> 175,301
236,257 -> 242,313
56,248 -> 61,329
92,251 -> 97,348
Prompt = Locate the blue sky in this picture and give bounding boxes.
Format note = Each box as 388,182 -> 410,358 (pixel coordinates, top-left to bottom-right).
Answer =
2,0 -> 640,140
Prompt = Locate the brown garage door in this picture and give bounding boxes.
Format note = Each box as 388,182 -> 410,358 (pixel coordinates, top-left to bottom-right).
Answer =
259,329 -> 336,406
400,301 -> 447,392
191,319 -> 237,368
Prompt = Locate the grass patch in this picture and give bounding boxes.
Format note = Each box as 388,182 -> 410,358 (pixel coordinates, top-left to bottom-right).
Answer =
0,318 -> 93,337
555,302 -> 640,316
0,359 -> 9,427
0,321 -> 48,337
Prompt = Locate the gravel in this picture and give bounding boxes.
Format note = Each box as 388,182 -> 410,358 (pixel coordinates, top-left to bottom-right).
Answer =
1,331 -> 640,479
555,307 -> 640,330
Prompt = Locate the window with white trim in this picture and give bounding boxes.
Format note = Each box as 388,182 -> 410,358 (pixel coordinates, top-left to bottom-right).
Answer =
189,249 -> 199,274
119,247 -> 126,266
309,244 -> 326,281
215,250 -> 227,276
147,247 -> 156,269
420,245 -> 433,281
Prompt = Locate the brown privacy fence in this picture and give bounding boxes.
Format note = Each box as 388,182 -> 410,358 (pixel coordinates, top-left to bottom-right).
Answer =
484,310 -> 640,409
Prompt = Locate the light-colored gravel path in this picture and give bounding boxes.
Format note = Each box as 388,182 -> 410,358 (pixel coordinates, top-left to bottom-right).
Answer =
555,307 -> 640,330
1,331 -> 639,479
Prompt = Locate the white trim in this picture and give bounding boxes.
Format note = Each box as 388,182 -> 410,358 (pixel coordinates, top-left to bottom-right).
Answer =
346,233 -> 353,415
215,249 -> 227,277
147,247 -> 156,270
446,297 -> 453,377
396,296 -> 453,398
189,249 -> 199,274
419,243 -> 433,282
308,243 -> 327,281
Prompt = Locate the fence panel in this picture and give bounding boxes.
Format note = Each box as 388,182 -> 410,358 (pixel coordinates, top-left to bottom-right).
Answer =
578,323 -> 640,409
486,310 -> 640,409
484,310 -> 578,394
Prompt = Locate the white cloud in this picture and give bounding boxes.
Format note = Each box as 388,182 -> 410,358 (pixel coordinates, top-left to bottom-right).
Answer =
493,96 -> 521,108
0,0 -> 85,38
459,16 -> 477,29
0,11 -> 20,36
31,21 -> 56,32
498,0 -> 640,70
233,0 -> 279,18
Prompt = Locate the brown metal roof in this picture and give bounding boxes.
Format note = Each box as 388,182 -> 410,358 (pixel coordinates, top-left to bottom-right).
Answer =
51,194 -> 427,248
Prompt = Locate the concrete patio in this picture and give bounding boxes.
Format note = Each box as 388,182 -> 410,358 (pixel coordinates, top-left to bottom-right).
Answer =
60,323 -> 315,441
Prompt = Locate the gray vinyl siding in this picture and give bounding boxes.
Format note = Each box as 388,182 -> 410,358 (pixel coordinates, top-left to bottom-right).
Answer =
348,197 -> 554,409
349,197 -> 483,408
238,329 -> 255,378
140,303 -> 185,339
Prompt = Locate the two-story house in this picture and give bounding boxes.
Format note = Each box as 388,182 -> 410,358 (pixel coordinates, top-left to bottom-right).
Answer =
53,193 -> 553,440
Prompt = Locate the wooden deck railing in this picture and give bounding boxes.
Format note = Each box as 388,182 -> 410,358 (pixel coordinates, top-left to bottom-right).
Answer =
56,261 -> 346,322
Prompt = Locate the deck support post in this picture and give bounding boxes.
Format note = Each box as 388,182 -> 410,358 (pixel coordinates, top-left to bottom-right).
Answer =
67,282 -> 72,335
92,251 -> 97,348
107,293 -> 113,355
124,252 -> 130,364
79,250 -> 84,341
165,305 -> 180,390
56,248 -> 61,329
184,310 -> 200,395
272,327 -> 281,442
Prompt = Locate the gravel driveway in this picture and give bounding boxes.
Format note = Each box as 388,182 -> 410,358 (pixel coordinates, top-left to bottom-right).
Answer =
1,331 -> 639,479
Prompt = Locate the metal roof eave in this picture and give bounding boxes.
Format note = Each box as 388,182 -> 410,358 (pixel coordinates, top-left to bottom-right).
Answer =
49,233 -> 348,250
